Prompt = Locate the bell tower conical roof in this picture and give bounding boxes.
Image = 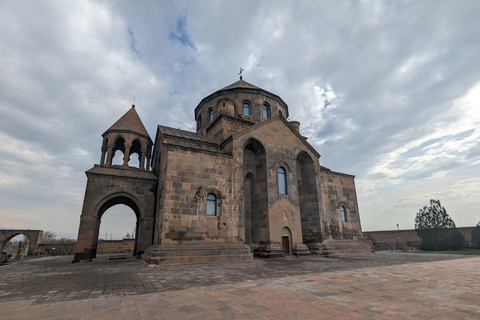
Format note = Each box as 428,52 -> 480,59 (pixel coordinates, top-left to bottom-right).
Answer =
103,105 -> 150,139
99,105 -> 153,170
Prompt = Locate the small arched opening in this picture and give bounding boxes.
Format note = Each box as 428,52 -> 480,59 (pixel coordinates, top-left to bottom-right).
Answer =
278,167 -> 287,194
341,205 -> 347,222
128,139 -> 142,168
281,227 -> 292,254
262,103 -> 270,118
208,108 -> 214,122
111,137 -> 126,166
243,101 -> 251,116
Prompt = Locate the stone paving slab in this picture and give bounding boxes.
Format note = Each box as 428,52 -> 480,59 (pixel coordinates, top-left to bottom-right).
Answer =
0,252 -> 479,319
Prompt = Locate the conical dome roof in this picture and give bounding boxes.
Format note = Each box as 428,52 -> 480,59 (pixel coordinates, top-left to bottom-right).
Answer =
219,79 -> 262,91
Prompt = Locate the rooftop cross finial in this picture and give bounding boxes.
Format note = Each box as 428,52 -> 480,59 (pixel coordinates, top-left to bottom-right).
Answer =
238,67 -> 244,80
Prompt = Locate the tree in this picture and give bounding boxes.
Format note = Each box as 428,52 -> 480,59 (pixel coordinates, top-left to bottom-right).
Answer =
472,222 -> 480,250
449,229 -> 465,250
56,237 -> 76,255
414,199 -> 463,250
415,199 -> 455,230
40,231 -> 56,244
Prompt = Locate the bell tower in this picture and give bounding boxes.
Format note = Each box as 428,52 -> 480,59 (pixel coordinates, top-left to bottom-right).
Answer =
73,105 -> 157,263
100,105 -> 153,170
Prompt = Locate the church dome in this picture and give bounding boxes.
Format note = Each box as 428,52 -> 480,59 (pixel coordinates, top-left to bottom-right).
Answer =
194,79 -> 289,138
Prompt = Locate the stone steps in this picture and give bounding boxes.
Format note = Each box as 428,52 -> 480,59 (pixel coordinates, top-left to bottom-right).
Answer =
142,244 -> 253,265
321,239 -> 374,257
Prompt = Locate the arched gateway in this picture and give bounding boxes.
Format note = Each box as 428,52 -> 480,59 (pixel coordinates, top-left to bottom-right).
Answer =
0,230 -> 43,256
74,79 -> 371,263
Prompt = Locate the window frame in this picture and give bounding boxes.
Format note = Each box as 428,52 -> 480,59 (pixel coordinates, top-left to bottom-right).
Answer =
208,108 -> 214,122
278,167 -> 287,195
262,104 -> 269,118
206,193 -> 217,216
243,102 -> 250,116
341,206 -> 347,222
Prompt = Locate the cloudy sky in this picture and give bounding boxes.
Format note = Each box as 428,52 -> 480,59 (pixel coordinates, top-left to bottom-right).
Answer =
1,0 -> 479,239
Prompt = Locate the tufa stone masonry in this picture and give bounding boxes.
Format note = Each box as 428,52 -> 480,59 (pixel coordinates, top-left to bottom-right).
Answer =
73,79 -> 372,264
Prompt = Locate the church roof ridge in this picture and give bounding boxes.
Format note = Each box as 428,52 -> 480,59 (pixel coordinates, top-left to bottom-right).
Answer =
158,125 -> 218,144
103,105 -> 150,138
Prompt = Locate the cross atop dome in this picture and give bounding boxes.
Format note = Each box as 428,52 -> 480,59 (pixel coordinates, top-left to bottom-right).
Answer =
238,67 -> 244,80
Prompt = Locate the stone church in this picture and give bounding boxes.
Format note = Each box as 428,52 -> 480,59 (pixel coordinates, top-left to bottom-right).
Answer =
73,78 -> 371,264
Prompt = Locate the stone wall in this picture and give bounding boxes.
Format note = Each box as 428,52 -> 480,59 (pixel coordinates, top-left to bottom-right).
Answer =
363,230 -> 422,250
207,115 -> 254,143
35,243 -> 76,255
364,226 -> 477,250
319,169 -> 363,241
97,239 -> 135,254
158,143 -> 240,245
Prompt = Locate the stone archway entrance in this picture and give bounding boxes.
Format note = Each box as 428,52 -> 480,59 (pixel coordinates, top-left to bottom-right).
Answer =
73,187 -> 155,263
94,196 -> 141,257
0,230 -> 43,256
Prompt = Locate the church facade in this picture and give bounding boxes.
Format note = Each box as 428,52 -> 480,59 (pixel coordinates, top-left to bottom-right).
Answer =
73,79 -> 371,264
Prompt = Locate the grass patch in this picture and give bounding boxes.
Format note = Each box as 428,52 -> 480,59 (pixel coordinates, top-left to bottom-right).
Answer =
408,250 -> 480,255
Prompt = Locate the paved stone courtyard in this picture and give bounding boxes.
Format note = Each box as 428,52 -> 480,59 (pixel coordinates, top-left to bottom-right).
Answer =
1,252 -> 479,319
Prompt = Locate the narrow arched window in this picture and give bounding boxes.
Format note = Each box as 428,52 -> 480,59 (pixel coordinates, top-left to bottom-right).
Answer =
197,115 -> 202,131
278,167 -> 286,195
208,109 -> 214,122
263,104 -> 269,118
243,102 -> 250,116
206,193 -> 217,215
341,206 -> 347,222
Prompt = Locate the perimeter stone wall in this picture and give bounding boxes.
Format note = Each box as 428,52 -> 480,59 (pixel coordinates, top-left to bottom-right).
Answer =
364,226 -> 477,250
97,239 -> 135,254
